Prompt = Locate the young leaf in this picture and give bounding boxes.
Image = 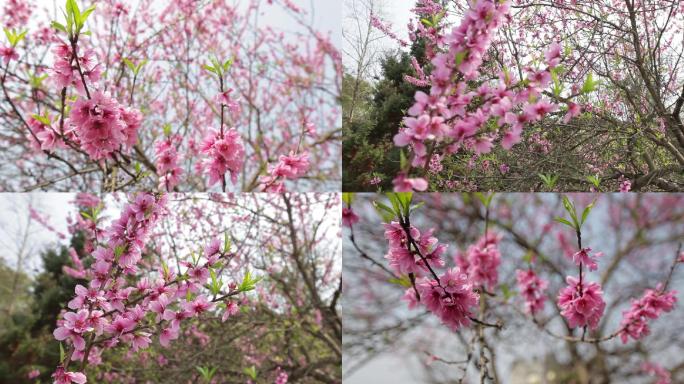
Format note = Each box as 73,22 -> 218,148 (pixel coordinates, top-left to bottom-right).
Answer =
554,217 -> 575,229
580,200 -> 596,226
388,275 -> 412,288
342,192 -> 353,206
122,58 -> 136,73
581,72 -> 598,94
243,366 -> 257,380
372,201 -> 396,222
223,232 -> 231,253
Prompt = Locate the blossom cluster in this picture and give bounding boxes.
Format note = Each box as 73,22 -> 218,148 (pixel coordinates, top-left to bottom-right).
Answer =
198,128 -> 245,187
260,152 -> 310,192
51,194 -> 244,383
384,0 -> 581,190
618,286 -> 677,343
155,134 -> 184,191
384,221 -> 446,275
515,268 -> 548,315
641,362 -> 672,384
557,276 -> 606,330
52,193 -> 167,382
454,233 -> 501,290
383,221 -> 480,330
69,91 -> 142,160
27,115 -> 64,152
406,268 -> 480,331
49,44 -> 101,95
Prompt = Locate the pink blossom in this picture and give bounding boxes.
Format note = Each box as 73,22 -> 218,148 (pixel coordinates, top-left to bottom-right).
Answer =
159,326 -> 179,348
200,128 -> 245,187
52,367 -> 86,384
275,369 -> 289,384
641,362 -> 671,384
184,295 -> 214,316
27,369 -> 40,379
106,314 -> 136,336
516,269 -> 548,315
342,208 -> 359,227
1,46 -> 19,64
204,238 -> 222,258
53,309 -> 92,350
619,179 -> 631,192
130,332 -> 152,352
618,287 -> 677,343
557,276 -> 606,330
563,102 -> 581,123
215,89 -> 241,115
384,222 -> 445,276
415,268 -> 479,331
455,233 -> 501,289
271,152 -> 310,179
544,42 -> 562,68
392,173 -> 428,192
70,91 -> 139,160
570,248 -> 603,271
221,301 -> 240,322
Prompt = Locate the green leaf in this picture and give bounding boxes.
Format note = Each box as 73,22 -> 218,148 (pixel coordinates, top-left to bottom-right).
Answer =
243,366 -> 257,380
454,51 -> 467,67
222,58 -> 233,71
538,173 -> 558,189
114,245 -> 126,258
122,58 -> 136,72
202,64 -> 216,74
209,268 -> 220,295
59,342 -> 65,362
388,275 -> 412,288
372,201 -> 396,222
522,251 -> 533,263
581,72 -> 598,94
551,67 -> 562,97
409,201 -> 425,213
135,59 -> 148,74
561,197 -> 579,230
223,232 -> 231,253
162,123 -> 172,137
586,175 -> 601,188
395,192 -> 413,217
342,192 -> 353,206
3,28 -> 11,44
580,200 -> 596,226
501,283 -> 514,300
399,149 -> 407,170
554,217 -> 575,229
81,5 -> 96,23
238,270 -> 262,292
31,114 -> 51,125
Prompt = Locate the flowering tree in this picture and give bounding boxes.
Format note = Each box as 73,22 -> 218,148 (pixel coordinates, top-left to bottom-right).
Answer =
343,0 -> 684,192
0,0 -> 341,192
343,192 -> 684,383
4,192 -> 340,383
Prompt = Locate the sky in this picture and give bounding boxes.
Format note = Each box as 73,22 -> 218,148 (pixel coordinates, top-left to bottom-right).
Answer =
0,193 -> 75,274
19,0 -> 341,46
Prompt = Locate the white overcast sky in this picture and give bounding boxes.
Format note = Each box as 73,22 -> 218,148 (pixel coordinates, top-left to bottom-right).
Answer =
8,0 -> 341,47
